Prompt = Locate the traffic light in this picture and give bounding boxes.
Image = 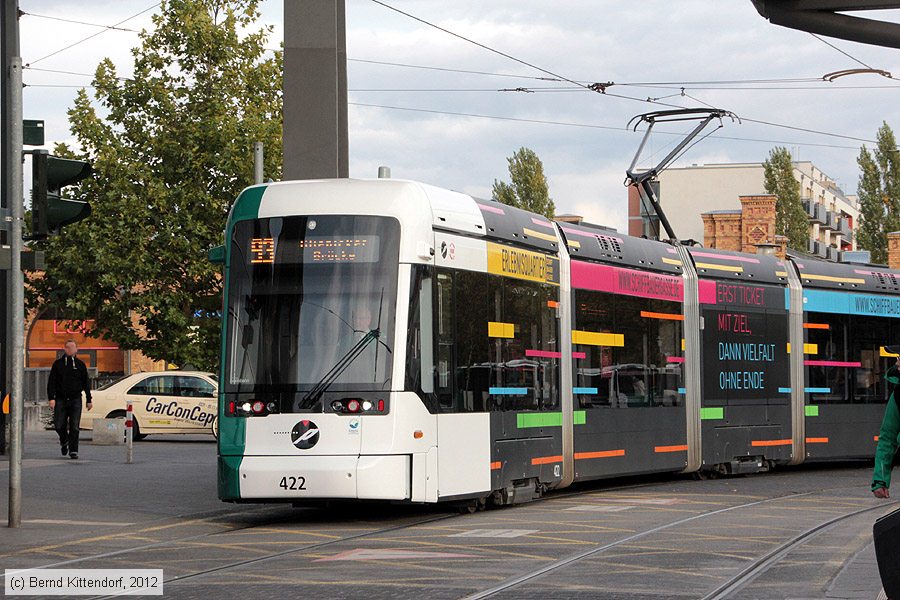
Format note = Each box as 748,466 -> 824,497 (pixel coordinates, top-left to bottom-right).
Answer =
31,150 -> 92,239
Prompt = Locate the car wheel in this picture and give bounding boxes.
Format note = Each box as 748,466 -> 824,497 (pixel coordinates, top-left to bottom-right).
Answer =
210,416 -> 219,440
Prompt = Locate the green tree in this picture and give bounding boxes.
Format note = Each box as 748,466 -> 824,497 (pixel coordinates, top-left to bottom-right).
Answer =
27,0 -> 283,371
856,122 -> 900,264
492,147 -> 555,218
763,147 -> 808,250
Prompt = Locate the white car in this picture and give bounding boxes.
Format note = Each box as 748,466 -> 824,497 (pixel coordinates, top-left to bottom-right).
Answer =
79,371 -> 218,439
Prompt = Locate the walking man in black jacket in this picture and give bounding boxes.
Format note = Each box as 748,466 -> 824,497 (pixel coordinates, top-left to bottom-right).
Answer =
47,340 -> 93,459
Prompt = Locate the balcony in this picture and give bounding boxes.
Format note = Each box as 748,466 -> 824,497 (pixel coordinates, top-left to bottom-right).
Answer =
802,199 -> 826,224
837,216 -> 851,236
826,246 -> 840,261
823,211 -> 837,230
807,240 -> 828,258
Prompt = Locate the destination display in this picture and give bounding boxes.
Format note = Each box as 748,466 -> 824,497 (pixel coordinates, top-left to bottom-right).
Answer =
701,280 -> 789,402
248,235 -> 381,265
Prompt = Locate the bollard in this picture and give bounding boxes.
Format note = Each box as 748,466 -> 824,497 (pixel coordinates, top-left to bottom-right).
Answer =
125,399 -> 133,464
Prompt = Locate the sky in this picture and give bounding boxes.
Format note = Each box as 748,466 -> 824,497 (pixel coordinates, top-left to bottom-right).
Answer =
15,1 -> 900,231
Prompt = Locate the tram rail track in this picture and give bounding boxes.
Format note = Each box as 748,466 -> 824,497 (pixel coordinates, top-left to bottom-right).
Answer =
464,487 -> 884,599
6,477 -> 878,600
700,501 -> 897,600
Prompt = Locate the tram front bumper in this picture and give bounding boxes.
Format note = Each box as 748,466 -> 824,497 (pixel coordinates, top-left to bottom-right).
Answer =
229,454 -> 411,501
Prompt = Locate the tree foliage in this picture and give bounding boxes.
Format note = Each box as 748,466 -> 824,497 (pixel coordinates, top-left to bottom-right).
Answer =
27,0 -> 283,371
492,147 -> 555,218
763,147 -> 808,251
856,122 -> 900,265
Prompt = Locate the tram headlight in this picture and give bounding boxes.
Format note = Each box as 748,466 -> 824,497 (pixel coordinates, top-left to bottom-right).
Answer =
266,401 -> 278,413
346,399 -> 361,413
331,400 -> 344,412
362,401 -> 372,411
250,400 -> 266,414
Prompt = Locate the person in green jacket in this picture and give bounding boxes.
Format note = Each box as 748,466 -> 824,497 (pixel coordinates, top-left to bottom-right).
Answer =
872,351 -> 900,499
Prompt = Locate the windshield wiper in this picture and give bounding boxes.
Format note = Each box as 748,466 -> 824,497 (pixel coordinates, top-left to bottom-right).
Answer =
298,328 -> 388,409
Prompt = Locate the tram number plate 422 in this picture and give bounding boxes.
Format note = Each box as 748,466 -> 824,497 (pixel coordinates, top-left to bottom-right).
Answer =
279,476 -> 307,491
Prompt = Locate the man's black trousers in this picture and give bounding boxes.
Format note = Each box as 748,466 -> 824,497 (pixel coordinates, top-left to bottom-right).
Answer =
54,396 -> 82,453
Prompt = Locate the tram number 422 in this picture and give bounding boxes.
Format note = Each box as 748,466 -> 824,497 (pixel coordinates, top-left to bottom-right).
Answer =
279,476 -> 307,491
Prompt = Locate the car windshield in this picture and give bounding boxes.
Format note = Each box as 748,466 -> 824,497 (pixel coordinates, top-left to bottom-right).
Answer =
224,215 -> 400,395
95,375 -> 130,391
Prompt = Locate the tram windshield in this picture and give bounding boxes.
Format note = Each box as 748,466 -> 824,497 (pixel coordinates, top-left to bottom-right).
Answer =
225,215 -> 400,396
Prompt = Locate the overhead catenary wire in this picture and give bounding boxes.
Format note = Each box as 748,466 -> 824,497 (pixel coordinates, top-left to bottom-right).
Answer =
348,102 -> 864,150
369,0 -> 879,146
25,2 -> 159,67
809,32 -> 875,71
20,11 -> 140,33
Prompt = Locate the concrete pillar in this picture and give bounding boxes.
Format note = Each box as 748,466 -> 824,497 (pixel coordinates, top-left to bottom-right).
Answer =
283,0 -> 349,180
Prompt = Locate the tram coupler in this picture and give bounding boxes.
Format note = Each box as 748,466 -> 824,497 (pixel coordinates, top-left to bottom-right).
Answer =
492,478 -> 542,505
727,456 -> 769,475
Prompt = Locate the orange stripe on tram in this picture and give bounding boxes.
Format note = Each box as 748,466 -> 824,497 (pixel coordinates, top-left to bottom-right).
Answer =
805,437 -> 829,444
490,461 -> 502,470
750,439 -> 792,447
575,449 -> 625,460
640,311 -> 684,321
531,455 -> 563,465
803,323 -> 830,330
655,444 -> 689,453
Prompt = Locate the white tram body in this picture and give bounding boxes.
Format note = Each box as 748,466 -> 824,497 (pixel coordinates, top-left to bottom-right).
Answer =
217,178 -> 894,504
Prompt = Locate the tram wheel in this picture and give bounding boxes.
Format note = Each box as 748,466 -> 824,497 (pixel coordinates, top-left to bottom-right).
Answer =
458,497 -> 487,514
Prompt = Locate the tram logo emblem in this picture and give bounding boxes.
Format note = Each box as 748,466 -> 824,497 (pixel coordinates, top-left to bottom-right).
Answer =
291,420 -> 320,450
440,241 -> 455,260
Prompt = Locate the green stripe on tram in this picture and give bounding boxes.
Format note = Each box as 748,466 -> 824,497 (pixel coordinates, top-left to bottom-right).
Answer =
517,411 -> 586,429
700,407 -> 724,420
217,184 -> 266,501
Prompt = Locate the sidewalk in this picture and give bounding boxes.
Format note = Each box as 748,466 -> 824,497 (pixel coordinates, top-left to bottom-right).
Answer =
0,430 -> 224,555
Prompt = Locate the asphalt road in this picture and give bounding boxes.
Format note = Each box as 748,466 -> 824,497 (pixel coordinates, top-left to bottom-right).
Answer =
0,430 -> 892,599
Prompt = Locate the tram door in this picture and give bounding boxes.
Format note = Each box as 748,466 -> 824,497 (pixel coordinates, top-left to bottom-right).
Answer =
433,269 -> 491,498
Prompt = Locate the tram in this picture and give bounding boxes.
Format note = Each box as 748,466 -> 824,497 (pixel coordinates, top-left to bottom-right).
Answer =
213,178 -> 895,504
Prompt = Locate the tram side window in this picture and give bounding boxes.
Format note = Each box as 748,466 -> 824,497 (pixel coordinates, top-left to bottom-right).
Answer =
804,312 -> 848,405
454,270 -> 493,412
427,266 -> 559,413
428,268 -> 494,413
849,314 -> 893,404
492,279 -> 560,412
405,265 -> 438,413
573,289 -> 683,409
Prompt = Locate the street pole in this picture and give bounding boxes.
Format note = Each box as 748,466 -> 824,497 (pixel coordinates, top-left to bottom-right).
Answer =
253,142 -> 264,185
125,399 -> 133,464
0,0 -> 20,459
7,54 -> 23,528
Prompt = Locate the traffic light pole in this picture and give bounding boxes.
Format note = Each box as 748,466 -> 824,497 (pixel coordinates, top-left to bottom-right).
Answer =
7,54 -> 23,529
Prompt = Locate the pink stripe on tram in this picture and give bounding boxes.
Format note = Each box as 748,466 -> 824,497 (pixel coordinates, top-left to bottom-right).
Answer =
531,217 -> 555,229
698,279 -> 717,304
560,226 -> 592,238
691,251 -> 760,264
804,360 -> 862,368
572,351 -> 586,359
477,203 -> 505,215
525,349 -> 562,358
570,261 -> 684,302
666,356 -> 685,363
